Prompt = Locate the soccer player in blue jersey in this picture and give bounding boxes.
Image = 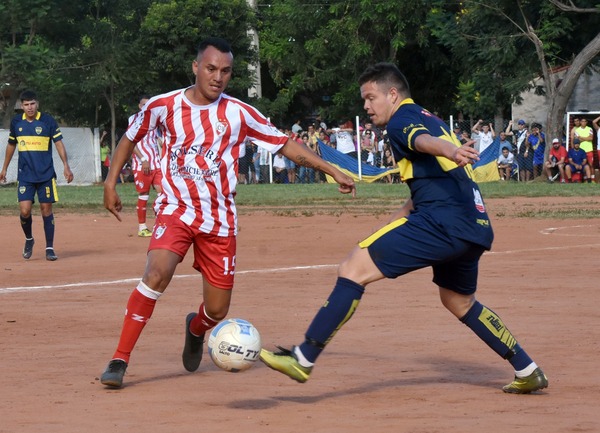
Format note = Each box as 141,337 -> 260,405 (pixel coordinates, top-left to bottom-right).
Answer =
0,90 -> 74,261
260,63 -> 548,394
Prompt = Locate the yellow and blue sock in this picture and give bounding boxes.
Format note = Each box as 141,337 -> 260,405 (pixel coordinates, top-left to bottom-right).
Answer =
460,301 -> 533,371
43,213 -> 55,249
299,277 -> 365,364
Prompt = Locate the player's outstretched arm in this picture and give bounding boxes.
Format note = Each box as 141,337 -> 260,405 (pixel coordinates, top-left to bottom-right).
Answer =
104,135 -> 137,221
414,134 -> 479,167
279,138 -> 356,197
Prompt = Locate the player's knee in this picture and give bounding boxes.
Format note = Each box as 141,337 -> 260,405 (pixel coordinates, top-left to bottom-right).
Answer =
204,304 -> 229,321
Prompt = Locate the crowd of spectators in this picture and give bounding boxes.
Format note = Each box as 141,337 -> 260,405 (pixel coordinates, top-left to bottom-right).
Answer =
237,116 -> 399,184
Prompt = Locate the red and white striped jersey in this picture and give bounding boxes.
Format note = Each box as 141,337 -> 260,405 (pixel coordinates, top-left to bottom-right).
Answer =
128,113 -> 162,172
125,87 -> 288,237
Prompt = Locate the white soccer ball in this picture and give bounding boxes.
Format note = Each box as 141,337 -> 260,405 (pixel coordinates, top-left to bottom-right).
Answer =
207,318 -> 261,372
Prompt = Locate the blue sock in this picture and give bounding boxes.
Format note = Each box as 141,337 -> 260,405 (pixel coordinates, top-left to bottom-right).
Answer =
460,301 -> 533,370
43,214 -> 55,249
299,277 -> 365,363
20,215 -> 33,238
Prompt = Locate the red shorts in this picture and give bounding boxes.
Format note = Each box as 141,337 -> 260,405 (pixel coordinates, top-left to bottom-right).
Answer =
134,169 -> 162,194
148,213 -> 236,289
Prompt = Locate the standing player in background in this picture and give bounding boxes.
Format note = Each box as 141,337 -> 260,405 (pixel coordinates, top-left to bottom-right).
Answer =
0,90 -> 74,261
260,62 -> 548,394
100,37 -> 355,388
129,95 -> 163,237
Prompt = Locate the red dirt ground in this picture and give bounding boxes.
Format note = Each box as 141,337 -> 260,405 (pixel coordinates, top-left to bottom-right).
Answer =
1,197 -> 599,433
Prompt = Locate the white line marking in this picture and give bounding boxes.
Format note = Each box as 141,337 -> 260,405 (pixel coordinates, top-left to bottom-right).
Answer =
0,264 -> 337,294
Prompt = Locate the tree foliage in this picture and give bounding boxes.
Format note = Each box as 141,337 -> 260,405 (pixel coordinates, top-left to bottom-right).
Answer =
1,0 -> 599,146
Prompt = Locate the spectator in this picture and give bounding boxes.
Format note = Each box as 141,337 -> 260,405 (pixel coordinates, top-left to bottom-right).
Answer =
251,142 -> 261,184
544,138 -> 568,183
272,153 -> 288,183
257,144 -> 270,184
453,123 -> 462,141
315,114 -> 327,132
565,138 -> 591,183
291,119 -> 303,135
497,147 -> 514,181
569,116 -> 581,145
529,123 -> 546,178
471,119 -> 495,153
498,131 -> 512,155
297,133 -> 315,183
574,118 -> 594,176
100,130 -> 111,181
329,121 -> 357,158
506,119 -> 529,181
460,130 -> 476,147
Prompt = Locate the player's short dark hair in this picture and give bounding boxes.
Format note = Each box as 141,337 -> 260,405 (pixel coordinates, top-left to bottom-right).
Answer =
197,37 -> 232,56
358,63 -> 410,97
20,90 -> 37,102
139,94 -> 151,102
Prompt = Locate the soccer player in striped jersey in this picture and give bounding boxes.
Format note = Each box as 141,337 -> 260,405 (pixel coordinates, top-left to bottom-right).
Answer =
0,90 -> 74,261
129,95 -> 163,237
100,37 -> 355,388
260,62 -> 548,394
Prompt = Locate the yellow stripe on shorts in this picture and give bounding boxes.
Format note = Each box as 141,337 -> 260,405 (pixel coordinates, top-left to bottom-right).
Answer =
358,217 -> 408,249
52,178 -> 59,202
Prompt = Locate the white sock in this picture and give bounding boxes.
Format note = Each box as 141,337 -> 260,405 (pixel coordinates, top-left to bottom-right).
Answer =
139,224 -> 148,231
515,362 -> 538,378
293,346 -> 314,368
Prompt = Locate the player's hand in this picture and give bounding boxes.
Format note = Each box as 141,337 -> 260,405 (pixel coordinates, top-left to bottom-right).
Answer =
142,161 -> 150,175
452,145 -> 479,167
64,167 -> 74,183
104,185 -> 123,221
0,171 -> 6,184
332,171 -> 356,197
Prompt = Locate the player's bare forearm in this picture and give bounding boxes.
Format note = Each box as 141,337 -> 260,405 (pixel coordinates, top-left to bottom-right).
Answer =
55,141 -> 74,183
279,138 -> 356,196
104,136 -> 136,221
414,134 -> 479,167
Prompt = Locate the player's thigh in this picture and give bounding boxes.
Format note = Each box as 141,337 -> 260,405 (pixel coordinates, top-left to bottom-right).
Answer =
151,169 -> 163,193
191,233 -> 236,290
338,245 -> 384,285
146,214 -> 195,290
432,241 -> 485,296
357,214 -> 459,281
36,178 -> 58,204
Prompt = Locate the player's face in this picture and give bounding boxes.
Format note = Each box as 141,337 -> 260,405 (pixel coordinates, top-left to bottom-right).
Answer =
192,46 -> 233,105
360,81 -> 398,127
21,99 -> 39,120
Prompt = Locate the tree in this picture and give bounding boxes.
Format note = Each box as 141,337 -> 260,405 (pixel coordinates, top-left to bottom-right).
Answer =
258,0 -> 453,125
429,0 -> 600,166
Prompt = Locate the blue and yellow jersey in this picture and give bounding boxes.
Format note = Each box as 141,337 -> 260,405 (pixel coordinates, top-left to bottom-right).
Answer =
8,112 -> 63,183
387,99 -> 493,249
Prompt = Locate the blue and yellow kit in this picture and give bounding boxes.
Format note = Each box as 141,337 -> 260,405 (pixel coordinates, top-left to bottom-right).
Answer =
359,99 -> 494,294
8,112 -> 63,183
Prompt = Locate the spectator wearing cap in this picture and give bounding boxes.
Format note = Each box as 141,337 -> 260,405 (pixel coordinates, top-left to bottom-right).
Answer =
566,138 -> 591,182
544,138 -> 568,183
453,123 -> 462,142
528,122 -> 546,178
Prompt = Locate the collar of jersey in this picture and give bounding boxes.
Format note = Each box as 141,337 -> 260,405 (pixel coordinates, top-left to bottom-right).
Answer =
21,112 -> 41,121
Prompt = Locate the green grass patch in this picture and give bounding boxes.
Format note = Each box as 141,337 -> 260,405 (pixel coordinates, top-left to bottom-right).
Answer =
0,180 -> 598,216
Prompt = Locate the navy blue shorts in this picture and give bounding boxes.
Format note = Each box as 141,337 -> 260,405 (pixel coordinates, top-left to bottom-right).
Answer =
17,178 -> 58,204
359,212 -> 485,295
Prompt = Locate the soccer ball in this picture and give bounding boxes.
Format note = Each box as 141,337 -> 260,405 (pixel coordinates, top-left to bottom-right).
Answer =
207,318 -> 261,372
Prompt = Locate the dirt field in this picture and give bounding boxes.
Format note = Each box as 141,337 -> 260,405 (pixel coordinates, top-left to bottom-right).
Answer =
1,197 -> 599,433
